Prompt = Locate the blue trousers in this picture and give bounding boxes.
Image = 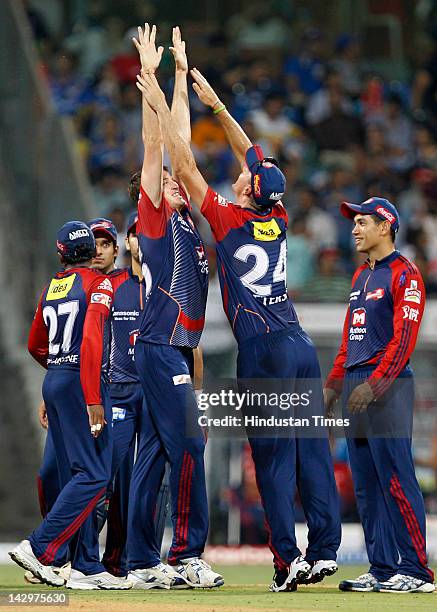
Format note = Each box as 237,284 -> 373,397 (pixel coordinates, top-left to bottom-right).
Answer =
37,430 -> 60,518
343,366 -> 434,582
29,369 -> 112,574
237,327 -> 341,571
128,341 -> 208,569
102,382 -> 142,576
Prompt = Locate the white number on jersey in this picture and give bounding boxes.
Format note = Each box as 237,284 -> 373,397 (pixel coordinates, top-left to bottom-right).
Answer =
234,240 -> 287,297
43,300 -> 79,355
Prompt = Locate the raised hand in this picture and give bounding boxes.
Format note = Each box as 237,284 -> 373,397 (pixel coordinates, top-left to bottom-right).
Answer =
136,72 -> 166,111
169,26 -> 188,73
132,23 -> 164,73
190,67 -> 221,109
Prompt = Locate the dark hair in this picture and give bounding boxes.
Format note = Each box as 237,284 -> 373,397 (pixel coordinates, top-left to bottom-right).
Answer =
372,214 -> 396,243
60,244 -> 96,265
128,171 -> 141,203
128,166 -> 171,203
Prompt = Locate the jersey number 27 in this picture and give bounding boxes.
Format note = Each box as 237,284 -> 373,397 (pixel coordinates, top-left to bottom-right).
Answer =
43,301 -> 79,355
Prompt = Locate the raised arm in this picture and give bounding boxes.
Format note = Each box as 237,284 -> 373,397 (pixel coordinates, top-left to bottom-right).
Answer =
136,72 -> 209,208
190,68 -> 252,168
133,23 -> 164,207
170,27 -> 191,144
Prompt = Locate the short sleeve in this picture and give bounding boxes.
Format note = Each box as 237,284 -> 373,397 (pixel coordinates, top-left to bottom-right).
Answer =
137,186 -> 170,239
87,275 -> 113,316
200,187 -> 244,242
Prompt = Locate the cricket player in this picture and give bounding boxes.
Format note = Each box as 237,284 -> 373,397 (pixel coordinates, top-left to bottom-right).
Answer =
126,24 -> 222,589
137,64 -> 341,591
87,215 -> 142,577
9,221 -> 131,590
325,198 -> 435,593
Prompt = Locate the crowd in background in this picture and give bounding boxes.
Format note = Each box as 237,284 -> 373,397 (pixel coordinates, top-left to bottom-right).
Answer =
27,0 -> 437,300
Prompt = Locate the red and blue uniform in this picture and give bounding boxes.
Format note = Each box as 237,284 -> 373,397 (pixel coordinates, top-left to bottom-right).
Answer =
27,267 -> 113,575
100,267 -> 146,576
201,188 -> 340,569
128,186 -> 209,569
137,186 -> 208,347
326,250 -> 434,582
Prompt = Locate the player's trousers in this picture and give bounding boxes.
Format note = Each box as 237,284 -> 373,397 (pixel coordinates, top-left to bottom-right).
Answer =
237,326 -> 341,570
29,369 -> 112,575
37,430 -> 60,518
128,341 -> 208,569
102,382 -> 142,576
343,365 -> 434,583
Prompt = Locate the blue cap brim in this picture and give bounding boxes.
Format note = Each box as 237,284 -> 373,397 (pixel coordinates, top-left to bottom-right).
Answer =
340,202 -> 364,220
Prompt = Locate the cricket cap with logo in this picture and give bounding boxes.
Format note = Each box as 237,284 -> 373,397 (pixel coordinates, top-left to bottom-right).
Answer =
340,197 -> 400,232
245,145 -> 286,209
88,217 -> 118,243
126,211 -> 138,236
56,221 -> 96,258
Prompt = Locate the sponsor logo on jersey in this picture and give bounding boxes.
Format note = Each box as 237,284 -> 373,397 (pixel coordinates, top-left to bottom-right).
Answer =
402,305 -> 419,321
90,292 -> 112,308
352,308 -> 366,326
129,330 -> 139,346
350,308 -> 366,341
69,229 -> 90,240
366,288 -> 385,301
215,194 -> 228,207
404,279 -> 421,304
112,407 -> 126,421
97,278 -> 113,292
172,374 -> 191,386
46,274 -> 76,301
252,219 -> 282,241
349,290 -> 361,302
253,174 -> 262,197
195,245 -> 205,260
376,206 -> 395,224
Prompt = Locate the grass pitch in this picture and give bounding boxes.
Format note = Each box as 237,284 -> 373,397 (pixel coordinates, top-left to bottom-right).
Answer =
0,564 -> 436,611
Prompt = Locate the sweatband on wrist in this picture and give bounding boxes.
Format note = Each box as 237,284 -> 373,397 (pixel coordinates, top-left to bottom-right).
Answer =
213,105 -> 226,115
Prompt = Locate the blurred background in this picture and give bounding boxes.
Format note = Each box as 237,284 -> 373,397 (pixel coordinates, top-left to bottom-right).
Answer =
1,0 -> 437,562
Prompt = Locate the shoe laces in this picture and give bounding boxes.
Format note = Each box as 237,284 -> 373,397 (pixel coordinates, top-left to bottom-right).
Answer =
357,573 -> 374,582
188,558 -> 211,572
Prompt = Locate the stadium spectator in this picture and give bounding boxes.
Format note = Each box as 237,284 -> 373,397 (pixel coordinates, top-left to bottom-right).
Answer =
297,248 -> 351,303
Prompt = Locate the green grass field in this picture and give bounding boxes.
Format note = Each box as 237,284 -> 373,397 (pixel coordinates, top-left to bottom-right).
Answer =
0,564 -> 435,611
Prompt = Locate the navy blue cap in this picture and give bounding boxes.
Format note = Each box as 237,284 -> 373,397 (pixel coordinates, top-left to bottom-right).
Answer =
126,211 -> 138,235
88,217 -> 118,243
340,197 -> 400,232
56,221 -> 95,257
245,145 -> 286,209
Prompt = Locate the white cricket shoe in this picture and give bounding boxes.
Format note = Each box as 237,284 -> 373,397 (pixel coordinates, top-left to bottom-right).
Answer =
373,573 -> 435,593
269,555 -> 311,592
299,559 -> 338,584
24,562 -> 70,585
174,558 -> 224,588
66,569 -> 133,590
9,540 -> 65,587
24,571 -> 42,584
129,563 -> 186,590
339,572 -> 378,592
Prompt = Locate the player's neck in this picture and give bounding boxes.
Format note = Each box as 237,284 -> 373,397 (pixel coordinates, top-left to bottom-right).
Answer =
131,257 -> 143,280
100,264 -> 116,275
366,243 -> 395,268
236,194 -> 257,210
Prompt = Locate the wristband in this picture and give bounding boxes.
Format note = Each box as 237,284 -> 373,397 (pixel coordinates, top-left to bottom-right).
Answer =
213,104 -> 226,115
